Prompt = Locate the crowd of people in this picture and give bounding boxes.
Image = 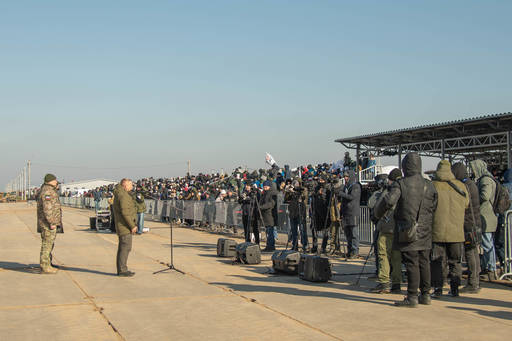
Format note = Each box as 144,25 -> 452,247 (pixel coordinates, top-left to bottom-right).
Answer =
56,152 -> 511,307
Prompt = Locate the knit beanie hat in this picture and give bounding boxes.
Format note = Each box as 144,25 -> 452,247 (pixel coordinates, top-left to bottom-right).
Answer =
388,168 -> 402,181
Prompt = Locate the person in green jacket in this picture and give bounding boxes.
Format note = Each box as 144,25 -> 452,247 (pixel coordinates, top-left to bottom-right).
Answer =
113,179 -> 137,277
431,160 -> 469,298
470,159 -> 498,279
134,186 -> 147,234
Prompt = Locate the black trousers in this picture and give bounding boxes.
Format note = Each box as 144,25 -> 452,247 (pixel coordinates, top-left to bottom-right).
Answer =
242,214 -> 250,242
402,250 -> 431,296
117,234 -> 133,274
312,228 -> 328,251
431,242 -> 463,288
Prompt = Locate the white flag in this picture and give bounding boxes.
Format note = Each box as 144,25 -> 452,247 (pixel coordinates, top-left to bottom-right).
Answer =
265,153 -> 277,166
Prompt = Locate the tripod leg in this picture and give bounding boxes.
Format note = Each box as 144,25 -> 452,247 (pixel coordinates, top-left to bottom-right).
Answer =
356,243 -> 374,286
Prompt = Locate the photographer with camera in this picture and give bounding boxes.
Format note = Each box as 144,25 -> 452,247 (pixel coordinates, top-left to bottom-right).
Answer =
260,180 -> 277,251
284,179 -> 309,251
328,174 -> 343,254
239,183 -> 261,243
368,169 -> 403,294
311,174 -> 331,254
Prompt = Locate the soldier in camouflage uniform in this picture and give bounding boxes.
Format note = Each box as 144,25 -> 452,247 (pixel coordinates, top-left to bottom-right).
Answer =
37,174 -> 63,274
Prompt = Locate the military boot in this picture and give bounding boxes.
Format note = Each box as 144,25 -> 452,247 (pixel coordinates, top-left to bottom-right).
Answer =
370,283 -> 391,294
394,295 -> 418,308
450,283 -> 460,297
41,265 -> 58,274
419,294 -> 431,305
391,284 -> 402,294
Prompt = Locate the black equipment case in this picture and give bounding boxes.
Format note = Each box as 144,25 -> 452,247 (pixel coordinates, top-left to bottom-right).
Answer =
236,242 -> 261,264
217,238 -> 237,257
272,250 -> 301,274
299,254 -> 332,282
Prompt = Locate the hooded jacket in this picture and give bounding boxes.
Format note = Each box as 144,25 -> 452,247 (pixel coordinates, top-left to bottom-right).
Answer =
338,170 -> 361,226
113,184 -> 137,236
452,162 -> 482,241
470,160 -> 498,233
432,160 -> 469,243
368,186 -> 395,235
259,189 -> 275,226
375,152 -> 438,251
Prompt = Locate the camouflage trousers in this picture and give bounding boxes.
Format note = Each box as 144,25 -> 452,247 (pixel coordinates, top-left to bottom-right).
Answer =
40,228 -> 57,269
329,222 -> 341,251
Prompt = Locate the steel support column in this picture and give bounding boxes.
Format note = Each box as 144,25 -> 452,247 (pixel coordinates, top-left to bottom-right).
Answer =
398,144 -> 402,169
508,131 -> 512,169
356,143 -> 361,182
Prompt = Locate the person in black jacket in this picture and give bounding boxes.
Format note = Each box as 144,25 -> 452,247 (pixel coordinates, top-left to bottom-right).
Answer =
284,180 -> 308,251
238,182 -> 259,244
260,180 -> 276,251
339,170 -> 362,258
311,175 -> 331,253
375,152 -> 438,307
452,162 -> 482,293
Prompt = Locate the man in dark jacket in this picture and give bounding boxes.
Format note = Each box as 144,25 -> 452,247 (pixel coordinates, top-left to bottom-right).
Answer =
113,179 -> 137,277
375,152 -> 438,307
285,180 -> 308,251
369,168 -> 403,294
452,162 -> 482,293
239,183 -> 261,243
311,175 -> 331,254
431,160 -> 469,298
260,181 -> 276,251
338,170 -> 361,259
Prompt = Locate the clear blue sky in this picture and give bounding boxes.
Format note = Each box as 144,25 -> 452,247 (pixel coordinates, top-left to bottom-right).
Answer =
2,0 -> 511,188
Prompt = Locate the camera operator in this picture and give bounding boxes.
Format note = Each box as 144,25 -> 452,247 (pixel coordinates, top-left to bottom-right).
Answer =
284,179 -> 308,251
328,174 -> 343,254
368,169 -> 402,294
239,183 -> 261,242
260,180 -> 277,251
311,174 -> 331,254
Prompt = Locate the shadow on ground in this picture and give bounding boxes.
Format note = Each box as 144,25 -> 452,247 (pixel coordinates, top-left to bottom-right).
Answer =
0,261 -> 116,276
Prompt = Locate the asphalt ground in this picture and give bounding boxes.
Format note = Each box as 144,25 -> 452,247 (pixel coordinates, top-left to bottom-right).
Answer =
1,202 -> 511,341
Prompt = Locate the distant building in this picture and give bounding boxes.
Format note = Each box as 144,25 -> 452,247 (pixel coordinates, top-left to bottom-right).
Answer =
60,179 -> 117,196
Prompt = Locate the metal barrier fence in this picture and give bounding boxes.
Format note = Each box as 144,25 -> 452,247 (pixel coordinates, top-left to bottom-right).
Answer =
502,210 -> 512,280
59,196 -> 109,210
59,197 -> 375,244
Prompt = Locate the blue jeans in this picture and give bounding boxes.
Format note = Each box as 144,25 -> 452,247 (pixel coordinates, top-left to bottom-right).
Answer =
95,201 -> 100,212
481,232 -> 496,271
344,225 -> 359,256
137,213 -> 145,234
265,226 -> 276,250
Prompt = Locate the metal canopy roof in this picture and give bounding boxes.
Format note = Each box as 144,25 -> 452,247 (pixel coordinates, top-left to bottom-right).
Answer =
335,112 -> 512,167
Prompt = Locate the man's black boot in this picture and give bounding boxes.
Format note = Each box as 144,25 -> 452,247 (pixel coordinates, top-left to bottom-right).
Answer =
391,284 -> 402,294
370,283 -> 391,294
419,293 -> 431,305
460,286 -> 480,294
450,283 -> 460,297
394,295 -> 418,308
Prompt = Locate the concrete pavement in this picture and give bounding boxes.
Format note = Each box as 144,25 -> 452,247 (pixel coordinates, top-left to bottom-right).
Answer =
1,203 -> 511,341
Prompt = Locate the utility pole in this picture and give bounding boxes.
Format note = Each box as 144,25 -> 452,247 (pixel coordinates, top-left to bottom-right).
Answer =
27,160 -> 31,200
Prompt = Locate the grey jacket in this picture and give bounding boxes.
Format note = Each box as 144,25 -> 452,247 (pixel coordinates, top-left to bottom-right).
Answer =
470,160 -> 498,233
